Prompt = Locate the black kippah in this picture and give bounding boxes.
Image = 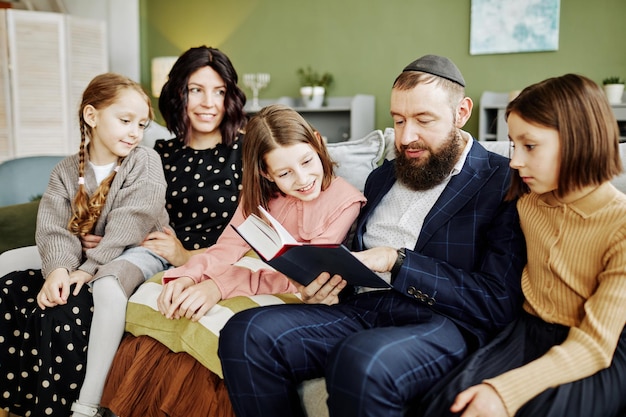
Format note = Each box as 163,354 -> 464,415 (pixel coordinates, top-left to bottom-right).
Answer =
402,54 -> 465,87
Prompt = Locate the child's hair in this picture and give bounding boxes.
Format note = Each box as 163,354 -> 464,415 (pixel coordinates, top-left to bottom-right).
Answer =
240,104 -> 335,218
68,72 -> 153,236
505,73 -> 622,200
159,46 -> 247,146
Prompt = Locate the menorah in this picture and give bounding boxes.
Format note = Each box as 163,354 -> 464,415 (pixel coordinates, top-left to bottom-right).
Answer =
243,73 -> 270,110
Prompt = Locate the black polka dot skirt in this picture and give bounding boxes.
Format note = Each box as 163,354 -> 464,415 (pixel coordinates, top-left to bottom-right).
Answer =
0,269 -> 93,416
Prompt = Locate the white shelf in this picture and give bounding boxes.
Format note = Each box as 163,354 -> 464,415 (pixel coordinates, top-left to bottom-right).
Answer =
479,91 -> 626,142
478,91 -> 509,142
244,94 -> 375,143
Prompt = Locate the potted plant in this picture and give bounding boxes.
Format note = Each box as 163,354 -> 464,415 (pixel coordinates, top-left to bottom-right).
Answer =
296,66 -> 333,108
602,76 -> 625,104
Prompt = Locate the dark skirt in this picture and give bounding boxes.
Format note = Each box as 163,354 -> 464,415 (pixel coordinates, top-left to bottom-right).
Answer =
0,269 -> 93,416
102,334 -> 235,417
415,311 -> 626,417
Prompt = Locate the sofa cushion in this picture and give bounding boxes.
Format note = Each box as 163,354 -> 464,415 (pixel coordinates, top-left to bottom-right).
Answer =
124,255 -> 303,378
326,129 -> 385,192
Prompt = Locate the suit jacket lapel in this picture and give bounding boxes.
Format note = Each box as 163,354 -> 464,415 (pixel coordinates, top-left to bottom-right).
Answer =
415,142 -> 498,251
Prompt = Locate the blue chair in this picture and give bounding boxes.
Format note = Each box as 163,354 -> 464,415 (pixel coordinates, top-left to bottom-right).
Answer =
0,155 -> 65,207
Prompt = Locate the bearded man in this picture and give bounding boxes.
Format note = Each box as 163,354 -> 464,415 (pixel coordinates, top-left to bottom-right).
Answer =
219,54 -> 527,417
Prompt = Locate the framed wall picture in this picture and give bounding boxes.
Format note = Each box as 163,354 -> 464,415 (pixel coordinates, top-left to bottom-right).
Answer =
470,0 -> 560,55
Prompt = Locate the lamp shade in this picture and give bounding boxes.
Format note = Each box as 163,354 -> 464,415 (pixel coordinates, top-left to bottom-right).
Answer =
151,56 -> 178,97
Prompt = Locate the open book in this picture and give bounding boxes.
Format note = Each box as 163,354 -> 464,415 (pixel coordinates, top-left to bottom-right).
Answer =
232,206 -> 390,288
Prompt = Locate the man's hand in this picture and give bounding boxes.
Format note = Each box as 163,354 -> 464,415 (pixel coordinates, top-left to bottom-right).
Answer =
352,247 -> 398,273
142,227 -> 191,267
293,272 -> 347,305
451,384 -> 508,417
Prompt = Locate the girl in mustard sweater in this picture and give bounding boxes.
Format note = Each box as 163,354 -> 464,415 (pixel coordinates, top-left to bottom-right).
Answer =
418,74 -> 626,416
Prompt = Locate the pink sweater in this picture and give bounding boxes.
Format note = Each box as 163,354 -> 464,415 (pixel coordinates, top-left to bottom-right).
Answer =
162,177 -> 366,299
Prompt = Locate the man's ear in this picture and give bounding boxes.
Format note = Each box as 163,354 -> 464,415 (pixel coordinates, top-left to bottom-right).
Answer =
455,97 -> 473,128
83,104 -> 97,128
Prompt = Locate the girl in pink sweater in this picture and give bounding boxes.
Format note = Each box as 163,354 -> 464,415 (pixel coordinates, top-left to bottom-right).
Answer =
157,104 -> 366,321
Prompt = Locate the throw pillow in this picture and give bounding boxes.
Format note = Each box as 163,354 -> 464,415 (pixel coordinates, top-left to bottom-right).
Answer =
124,256 -> 303,378
383,127 -> 396,161
326,130 -> 385,192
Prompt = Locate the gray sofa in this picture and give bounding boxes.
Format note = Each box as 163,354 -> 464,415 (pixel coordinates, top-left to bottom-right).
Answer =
2,129 -> 626,417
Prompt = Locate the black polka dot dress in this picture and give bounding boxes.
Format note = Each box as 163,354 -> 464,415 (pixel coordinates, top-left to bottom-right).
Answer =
154,134 -> 244,250
0,269 -> 93,416
0,136 -> 243,416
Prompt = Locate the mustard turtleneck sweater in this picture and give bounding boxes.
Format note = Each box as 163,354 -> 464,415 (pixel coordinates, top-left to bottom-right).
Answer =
485,182 -> 626,416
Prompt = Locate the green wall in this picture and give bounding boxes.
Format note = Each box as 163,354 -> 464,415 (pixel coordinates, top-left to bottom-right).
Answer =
139,0 -> 626,137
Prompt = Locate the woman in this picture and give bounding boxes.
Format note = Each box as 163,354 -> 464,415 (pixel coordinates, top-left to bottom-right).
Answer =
100,46 -> 248,416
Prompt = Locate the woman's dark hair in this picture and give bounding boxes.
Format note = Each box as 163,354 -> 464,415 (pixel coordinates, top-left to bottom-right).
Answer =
505,73 -> 622,200
158,46 -> 247,146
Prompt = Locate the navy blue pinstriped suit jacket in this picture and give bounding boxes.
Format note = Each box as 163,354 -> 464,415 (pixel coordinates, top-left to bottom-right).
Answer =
353,140 -> 527,349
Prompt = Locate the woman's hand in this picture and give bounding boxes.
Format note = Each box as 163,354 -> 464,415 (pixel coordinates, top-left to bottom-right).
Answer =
37,268 -> 71,309
450,384 -> 508,417
82,228 -> 194,267
294,272 -> 347,305
142,227 -> 192,267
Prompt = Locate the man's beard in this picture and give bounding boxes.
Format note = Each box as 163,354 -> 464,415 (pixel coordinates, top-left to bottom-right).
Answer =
394,129 -> 463,191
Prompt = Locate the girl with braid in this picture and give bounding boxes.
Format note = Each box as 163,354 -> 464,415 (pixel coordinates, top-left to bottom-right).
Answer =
0,72 -> 171,417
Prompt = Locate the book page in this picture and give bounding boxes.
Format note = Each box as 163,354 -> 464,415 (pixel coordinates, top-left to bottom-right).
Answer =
234,214 -> 282,259
258,206 -> 298,245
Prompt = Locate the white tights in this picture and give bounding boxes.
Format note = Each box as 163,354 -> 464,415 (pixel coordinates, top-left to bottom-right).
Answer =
75,276 -> 127,413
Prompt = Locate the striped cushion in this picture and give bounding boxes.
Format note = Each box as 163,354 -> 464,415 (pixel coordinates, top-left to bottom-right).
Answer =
125,256 -> 302,378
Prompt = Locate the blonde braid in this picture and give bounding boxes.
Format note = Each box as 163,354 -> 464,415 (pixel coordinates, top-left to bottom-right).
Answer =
67,123 -> 93,235
86,158 -> 124,230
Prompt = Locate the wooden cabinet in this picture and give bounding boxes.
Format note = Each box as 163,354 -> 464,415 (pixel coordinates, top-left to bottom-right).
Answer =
479,90 -> 626,142
0,9 -> 107,162
244,94 -> 375,143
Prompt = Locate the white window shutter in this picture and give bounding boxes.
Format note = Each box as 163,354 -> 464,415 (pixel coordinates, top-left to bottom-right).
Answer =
0,10 -> 107,162
7,9 -> 69,157
0,11 -> 11,161
65,14 -> 108,152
